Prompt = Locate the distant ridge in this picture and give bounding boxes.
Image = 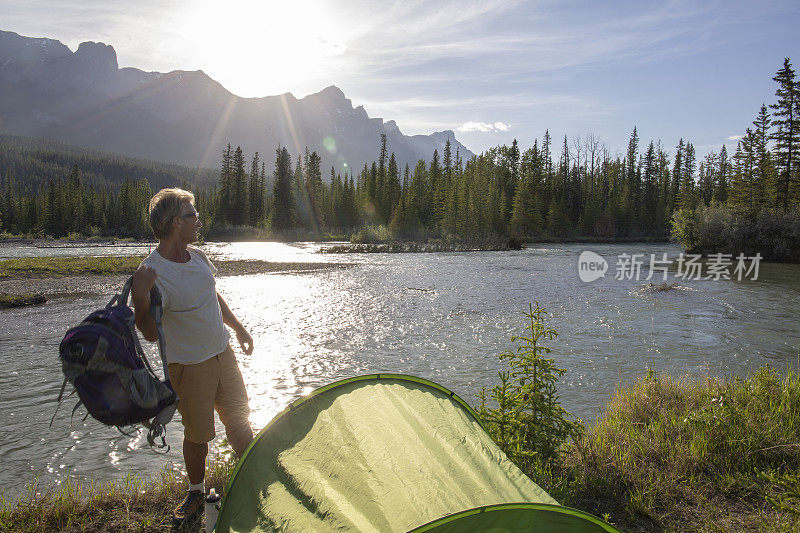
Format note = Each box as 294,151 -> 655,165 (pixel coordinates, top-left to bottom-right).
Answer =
0,133 -> 219,192
0,30 -> 474,176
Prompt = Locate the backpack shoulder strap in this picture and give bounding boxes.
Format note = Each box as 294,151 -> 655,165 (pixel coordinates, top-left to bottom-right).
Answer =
145,283 -> 178,451
108,276 -> 133,308
148,285 -> 169,380
114,276 -> 168,380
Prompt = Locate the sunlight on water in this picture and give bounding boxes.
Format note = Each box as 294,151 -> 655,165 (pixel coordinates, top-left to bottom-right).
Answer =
202,241 -> 338,262
1,242 -> 799,502
218,272 -> 363,429
0,243 -> 155,259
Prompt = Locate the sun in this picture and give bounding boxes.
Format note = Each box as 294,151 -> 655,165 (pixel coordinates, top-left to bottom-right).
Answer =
177,0 -> 348,97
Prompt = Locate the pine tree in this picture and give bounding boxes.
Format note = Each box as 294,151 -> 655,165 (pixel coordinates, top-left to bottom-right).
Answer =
770,58 -> 800,209
2,170 -> 15,233
427,150 -> 441,229
293,155 -> 310,229
698,152 -> 716,207
260,162 -> 267,222
437,140 -> 454,233
67,165 -> 86,234
655,144 -> 670,233
345,174 -> 358,228
443,140 -> 453,185
368,161 -> 379,223
248,152 -> 262,225
218,143 -> 233,223
495,140 -> 520,225
679,142 -> 697,210
714,145 -> 729,203
386,153 -> 400,223
231,146 -> 248,225
374,134 -> 386,220
271,147 -> 294,231
670,139 -> 684,212
625,127 -> 641,224
390,168 -> 422,240
641,141 -> 658,231
36,182 -> 52,235
304,150 -> 324,232
407,160 -> 428,229
509,167 -> 543,239
547,197 -> 570,238
753,104 -> 775,207
730,132 -> 758,211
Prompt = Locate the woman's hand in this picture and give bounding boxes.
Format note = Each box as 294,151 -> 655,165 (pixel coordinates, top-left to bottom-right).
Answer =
235,325 -> 253,355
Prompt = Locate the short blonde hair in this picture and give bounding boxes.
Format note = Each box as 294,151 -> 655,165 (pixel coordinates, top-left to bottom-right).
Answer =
148,188 -> 195,239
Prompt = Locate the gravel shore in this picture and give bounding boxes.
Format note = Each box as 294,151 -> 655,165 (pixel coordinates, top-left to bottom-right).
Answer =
0,260 -> 348,299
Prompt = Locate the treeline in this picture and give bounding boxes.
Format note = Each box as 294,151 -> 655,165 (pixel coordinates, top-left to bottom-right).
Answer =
0,129 -> 762,242
0,165 -> 154,238
0,135 -> 212,238
672,58 -> 800,261
0,134 -> 217,193
202,128 -> 699,242
1,60 -> 797,251
205,144 -> 359,235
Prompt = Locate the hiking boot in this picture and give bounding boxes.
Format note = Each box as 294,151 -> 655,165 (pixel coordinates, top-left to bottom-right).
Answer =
172,490 -> 204,524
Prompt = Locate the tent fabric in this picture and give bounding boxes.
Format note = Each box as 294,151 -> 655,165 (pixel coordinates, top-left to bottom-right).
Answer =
215,374 -> 619,532
408,503 -> 618,533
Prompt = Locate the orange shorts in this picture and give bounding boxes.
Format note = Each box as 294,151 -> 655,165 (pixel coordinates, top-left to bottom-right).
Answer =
167,345 -> 251,444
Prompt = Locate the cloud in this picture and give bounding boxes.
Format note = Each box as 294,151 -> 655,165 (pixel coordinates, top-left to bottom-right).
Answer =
339,0 -> 727,80
458,121 -> 511,133
726,135 -> 743,141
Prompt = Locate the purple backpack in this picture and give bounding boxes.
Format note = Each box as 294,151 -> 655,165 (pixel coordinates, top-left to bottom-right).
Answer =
55,278 -> 178,449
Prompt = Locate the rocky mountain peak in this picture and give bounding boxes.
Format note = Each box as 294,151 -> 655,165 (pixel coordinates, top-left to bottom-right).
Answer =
384,120 -> 402,135
0,29 -> 475,174
319,84 -> 345,99
302,84 -> 350,109
431,130 -> 457,140
0,30 -> 71,67
74,41 -> 118,71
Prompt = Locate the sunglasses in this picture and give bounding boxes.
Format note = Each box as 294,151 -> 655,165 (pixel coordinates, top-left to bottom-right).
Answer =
179,211 -> 198,219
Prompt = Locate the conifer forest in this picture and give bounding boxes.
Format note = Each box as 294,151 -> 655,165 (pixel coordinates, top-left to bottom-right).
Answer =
0,59 -> 798,259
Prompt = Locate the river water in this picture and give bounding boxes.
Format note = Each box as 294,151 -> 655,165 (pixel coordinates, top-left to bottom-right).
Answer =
1,242 -> 798,501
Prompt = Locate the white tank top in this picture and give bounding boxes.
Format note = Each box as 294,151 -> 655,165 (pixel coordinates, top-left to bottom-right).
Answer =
141,245 -> 230,364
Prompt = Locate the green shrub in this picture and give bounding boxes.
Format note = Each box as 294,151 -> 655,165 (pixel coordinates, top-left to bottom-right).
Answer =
476,305 -> 800,531
670,207 -> 700,252
565,367 -> 800,530
672,203 -> 800,261
476,302 -> 583,471
351,224 -> 392,244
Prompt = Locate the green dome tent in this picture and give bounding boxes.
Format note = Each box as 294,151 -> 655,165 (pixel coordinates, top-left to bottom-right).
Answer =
215,374 -> 619,532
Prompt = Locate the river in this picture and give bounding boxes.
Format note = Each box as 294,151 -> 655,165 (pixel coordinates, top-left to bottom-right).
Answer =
1,242 -> 798,501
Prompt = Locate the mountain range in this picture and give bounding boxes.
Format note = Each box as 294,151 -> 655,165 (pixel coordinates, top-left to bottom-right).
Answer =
0,29 -> 473,176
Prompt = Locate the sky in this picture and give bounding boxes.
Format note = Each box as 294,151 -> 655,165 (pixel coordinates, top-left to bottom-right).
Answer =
4,0 -> 800,159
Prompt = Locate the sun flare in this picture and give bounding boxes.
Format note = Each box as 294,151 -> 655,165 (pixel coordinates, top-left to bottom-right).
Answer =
177,0 -> 348,97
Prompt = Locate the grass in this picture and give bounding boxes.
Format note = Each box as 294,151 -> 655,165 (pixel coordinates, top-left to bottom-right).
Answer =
3,366 -> 797,531
0,256 -> 146,278
0,256 -> 344,280
0,293 -> 47,308
0,456 -> 235,533
534,367 -> 800,532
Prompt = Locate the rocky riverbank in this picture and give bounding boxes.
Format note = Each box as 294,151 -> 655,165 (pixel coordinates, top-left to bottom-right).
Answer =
0,257 -> 348,303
